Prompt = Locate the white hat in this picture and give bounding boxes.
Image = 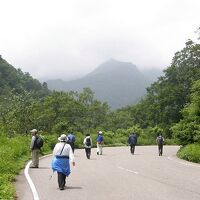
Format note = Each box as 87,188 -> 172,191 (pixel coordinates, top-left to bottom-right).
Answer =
98,131 -> 103,134
58,134 -> 68,142
30,129 -> 37,133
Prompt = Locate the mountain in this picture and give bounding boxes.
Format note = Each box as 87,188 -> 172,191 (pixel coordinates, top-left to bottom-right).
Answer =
141,68 -> 163,82
0,55 -> 50,97
47,59 -> 161,109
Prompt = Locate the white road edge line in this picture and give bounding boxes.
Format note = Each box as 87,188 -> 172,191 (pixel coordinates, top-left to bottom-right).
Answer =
24,154 -> 53,200
24,161 -> 40,200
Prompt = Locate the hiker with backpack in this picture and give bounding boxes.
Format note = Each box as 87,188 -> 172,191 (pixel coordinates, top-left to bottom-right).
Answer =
83,134 -> 93,159
128,132 -> 137,155
52,134 -> 75,190
156,133 -> 165,156
96,131 -> 104,155
67,132 -> 76,153
30,129 -> 43,168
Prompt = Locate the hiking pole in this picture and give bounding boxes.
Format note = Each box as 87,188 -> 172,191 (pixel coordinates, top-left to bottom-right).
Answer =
49,171 -> 54,180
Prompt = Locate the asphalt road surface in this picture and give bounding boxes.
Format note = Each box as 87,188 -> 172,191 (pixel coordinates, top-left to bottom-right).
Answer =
16,146 -> 200,200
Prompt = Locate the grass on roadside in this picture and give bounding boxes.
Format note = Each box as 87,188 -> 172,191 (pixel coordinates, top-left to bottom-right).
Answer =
0,133 -> 55,200
177,143 -> 200,163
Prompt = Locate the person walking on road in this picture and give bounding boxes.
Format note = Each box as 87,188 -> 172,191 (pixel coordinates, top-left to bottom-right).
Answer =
156,133 -> 165,156
30,129 -> 40,168
96,131 -> 104,155
52,134 -> 75,190
128,132 -> 137,155
83,134 -> 92,159
67,132 -> 76,153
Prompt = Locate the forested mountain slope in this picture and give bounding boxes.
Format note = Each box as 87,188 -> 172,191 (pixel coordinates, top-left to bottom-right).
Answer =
0,55 -> 50,97
47,59 -> 160,109
114,40 -> 200,138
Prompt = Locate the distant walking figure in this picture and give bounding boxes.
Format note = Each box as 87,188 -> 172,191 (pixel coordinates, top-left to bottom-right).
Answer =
67,132 -> 76,153
96,131 -> 104,155
52,134 -> 75,190
83,134 -> 92,159
128,132 -> 137,155
156,134 -> 164,156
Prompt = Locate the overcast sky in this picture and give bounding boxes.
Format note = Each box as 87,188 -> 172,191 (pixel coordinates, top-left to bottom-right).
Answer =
0,0 -> 199,80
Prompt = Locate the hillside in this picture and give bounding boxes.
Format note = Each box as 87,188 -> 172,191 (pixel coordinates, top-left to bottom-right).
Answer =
0,55 -> 50,97
47,59 -> 160,109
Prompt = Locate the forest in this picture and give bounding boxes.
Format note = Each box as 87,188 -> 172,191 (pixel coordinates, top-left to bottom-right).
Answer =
0,29 -> 200,199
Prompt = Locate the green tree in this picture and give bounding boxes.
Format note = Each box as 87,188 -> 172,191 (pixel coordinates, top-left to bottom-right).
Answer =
172,80 -> 200,145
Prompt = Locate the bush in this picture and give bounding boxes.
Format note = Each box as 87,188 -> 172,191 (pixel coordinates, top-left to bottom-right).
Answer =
0,134 -> 30,199
0,133 -> 58,199
177,144 -> 200,163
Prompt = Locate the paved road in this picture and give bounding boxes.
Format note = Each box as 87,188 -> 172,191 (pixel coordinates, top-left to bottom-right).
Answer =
16,146 -> 200,200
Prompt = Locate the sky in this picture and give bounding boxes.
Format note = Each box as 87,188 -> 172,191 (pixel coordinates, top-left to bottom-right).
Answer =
0,0 -> 200,80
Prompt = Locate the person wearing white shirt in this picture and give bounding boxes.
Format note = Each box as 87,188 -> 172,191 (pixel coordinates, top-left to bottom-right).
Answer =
83,134 -> 92,159
52,134 -> 75,190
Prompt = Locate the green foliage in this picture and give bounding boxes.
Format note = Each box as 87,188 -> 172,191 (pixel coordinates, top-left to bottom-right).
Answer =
172,80 -> 200,145
0,88 -> 110,136
0,132 -> 57,199
74,132 -> 85,148
0,134 -> 30,199
108,38 -> 200,138
0,56 -> 50,97
177,144 -> 200,163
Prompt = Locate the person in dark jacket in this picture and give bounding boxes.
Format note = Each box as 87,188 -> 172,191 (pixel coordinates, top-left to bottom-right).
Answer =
30,129 -> 40,168
156,134 -> 165,156
128,132 -> 137,155
67,132 -> 76,153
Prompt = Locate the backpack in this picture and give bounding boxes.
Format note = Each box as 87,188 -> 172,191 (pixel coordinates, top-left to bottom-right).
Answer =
129,135 -> 137,145
157,136 -> 164,145
86,137 -> 91,146
68,134 -> 75,143
36,136 -> 44,148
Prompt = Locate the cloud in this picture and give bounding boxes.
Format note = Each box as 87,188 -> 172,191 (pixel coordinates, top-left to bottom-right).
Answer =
0,0 -> 199,79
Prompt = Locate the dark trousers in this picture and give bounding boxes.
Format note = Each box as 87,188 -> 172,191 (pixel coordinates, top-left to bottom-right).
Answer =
85,148 -> 91,159
68,142 -> 75,153
130,144 -> 136,154
57,172 -> 66,189
158,144 -> 163,156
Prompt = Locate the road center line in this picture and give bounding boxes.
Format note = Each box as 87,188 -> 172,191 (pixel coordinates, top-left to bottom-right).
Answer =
117,166 -> 138,174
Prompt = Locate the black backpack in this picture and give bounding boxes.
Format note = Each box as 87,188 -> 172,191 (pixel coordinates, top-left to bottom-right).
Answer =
36,136 -> 44,148
86,137 -> 91,146
157,136 -> 164,145
129,135 -> 137,145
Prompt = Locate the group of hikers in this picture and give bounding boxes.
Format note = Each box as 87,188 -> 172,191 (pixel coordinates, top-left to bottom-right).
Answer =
127,132 -> 165,156
29,129 -> 164,190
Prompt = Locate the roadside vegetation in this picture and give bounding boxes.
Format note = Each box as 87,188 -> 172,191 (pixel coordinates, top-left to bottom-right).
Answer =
0,133 -> 56,199
0,28 -> 199,199
177,144 -> 200,163
0,134 -> 30,199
